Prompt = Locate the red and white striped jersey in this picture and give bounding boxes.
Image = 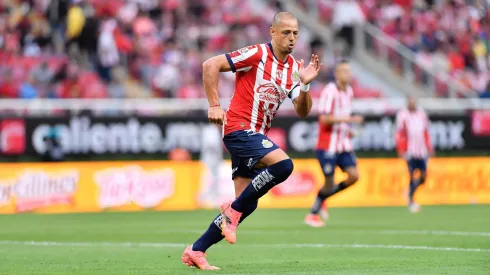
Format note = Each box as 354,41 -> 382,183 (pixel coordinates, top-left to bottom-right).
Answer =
395,108 -> 433,159
316,83 -> 354,153
224,43 -> 301,136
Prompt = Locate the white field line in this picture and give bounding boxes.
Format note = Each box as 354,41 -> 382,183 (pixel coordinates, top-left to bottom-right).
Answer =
0,240 -> 488,253
159,229 -> 490,237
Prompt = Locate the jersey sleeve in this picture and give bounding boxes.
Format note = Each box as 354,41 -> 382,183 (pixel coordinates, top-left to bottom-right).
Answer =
318,84 -> 335,115
395,110 -> 405,131
225,44 -> 262,73
422,110 -> 433,153
288,60 -> 302,101
395,110 -> 408,155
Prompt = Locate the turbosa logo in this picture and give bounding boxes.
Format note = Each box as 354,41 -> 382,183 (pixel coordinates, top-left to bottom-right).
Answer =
256,83 -> 287,104
0,170 -> 79,212
270,171 -> 315,197
94,166 -> 175,209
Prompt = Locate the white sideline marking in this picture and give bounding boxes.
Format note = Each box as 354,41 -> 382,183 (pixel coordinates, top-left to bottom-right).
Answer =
0,240 -> 488,253
380,230 -> 490,237
162,229 -> 490,237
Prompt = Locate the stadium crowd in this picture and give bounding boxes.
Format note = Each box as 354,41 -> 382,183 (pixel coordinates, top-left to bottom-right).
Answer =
314,0 -> 490,98
0,0 -> 382,100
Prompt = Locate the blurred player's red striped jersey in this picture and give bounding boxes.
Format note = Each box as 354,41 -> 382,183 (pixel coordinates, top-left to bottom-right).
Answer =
224,43 -> 301,136
316,83 -> 354,153
395,108 -> 433,158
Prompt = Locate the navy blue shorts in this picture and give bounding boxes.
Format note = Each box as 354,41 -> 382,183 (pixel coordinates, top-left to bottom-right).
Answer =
407,158 -> 428,174
223,130 -> 280,180
316,150 -> 357,177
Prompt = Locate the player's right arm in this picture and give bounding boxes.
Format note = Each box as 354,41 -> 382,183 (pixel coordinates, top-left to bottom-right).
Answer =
395,110 -> 407,158
318,84 -> 363,125
203,45 -> 262,125
203,55 -> 231,125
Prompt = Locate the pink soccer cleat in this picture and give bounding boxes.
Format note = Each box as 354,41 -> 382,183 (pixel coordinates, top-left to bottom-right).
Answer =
181,245 -> 220,270
220,201 -> 242,244
319,201 -> 329,221
304,213 -> 326,228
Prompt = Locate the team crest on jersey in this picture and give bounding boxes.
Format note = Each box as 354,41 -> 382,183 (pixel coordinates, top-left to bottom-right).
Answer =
292,71 -> 300,82
276,70 -> 283,80
262,139 -> 273,149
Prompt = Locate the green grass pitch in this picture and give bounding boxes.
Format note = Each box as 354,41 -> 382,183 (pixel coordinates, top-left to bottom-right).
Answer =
1,205 -> 489,274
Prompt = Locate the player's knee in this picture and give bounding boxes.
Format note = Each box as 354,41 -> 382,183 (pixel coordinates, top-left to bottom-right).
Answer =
348,170 -> 359,184
419,174 -> 427,184
271,158 -> 294,184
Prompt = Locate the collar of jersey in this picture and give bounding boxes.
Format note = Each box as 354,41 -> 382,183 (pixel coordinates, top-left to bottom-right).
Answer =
267,42 -> 290,65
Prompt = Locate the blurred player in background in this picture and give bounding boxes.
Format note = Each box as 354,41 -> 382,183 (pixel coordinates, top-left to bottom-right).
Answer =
199,124 -> 224,206
181,12 -> 322,270
395,97 -> 434,213
305,60 -> 363,228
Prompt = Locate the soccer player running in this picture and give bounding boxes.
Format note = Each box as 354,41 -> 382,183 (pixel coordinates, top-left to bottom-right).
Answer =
395,97 -> 434,213
181,12 -> 322,270
305,60 -> 363,228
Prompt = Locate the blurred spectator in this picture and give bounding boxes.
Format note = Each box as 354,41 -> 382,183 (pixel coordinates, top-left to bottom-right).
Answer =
31,61 -> 54,96
448,46 -> 465,72
66,0 -> 85,42
481,82 -> 490,98
97,17 -> 119,82
0,73 -> 17,98
331,0 -> 366,54
108,67 -> 126,98
473,36 -> 488,72
19,76 -> 39,99
432,47 -> 450,76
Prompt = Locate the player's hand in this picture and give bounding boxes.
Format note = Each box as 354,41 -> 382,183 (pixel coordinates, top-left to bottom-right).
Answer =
298,54 -> 322,85
350,115 -> 364,124
208,106 -> 227,125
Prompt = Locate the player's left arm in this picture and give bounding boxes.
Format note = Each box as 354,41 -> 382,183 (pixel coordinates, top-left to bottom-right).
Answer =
292,54 -> 322,118
423,112 -> 434,156
395,111 -> 408,158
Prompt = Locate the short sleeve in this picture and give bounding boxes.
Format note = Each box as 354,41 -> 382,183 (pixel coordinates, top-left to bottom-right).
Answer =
225,45 -> 262,73
318,84 -> 335,115
395,110 -> 405,130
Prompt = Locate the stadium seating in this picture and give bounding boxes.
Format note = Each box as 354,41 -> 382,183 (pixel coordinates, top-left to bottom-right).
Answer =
311,0 -> 490,98
0,0 -> 384,99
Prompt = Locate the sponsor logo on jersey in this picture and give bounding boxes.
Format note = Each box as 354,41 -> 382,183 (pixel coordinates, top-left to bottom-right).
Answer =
256,83 -> 287,104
